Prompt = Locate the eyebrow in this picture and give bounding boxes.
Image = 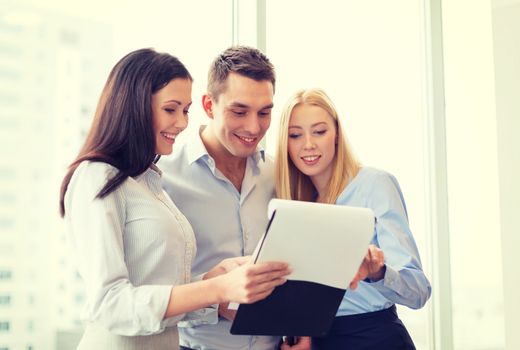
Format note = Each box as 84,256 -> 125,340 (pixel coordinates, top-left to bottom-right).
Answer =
163,100 -> 181,105
229,102 -> 274,110
288,122 -> 328,129
163,100 -> 193,107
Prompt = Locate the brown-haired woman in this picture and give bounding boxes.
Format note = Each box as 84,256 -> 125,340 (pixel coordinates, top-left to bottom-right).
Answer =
59,48 -> 290,350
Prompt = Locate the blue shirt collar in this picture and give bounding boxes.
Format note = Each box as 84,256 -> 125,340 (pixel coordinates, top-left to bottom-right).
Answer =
186,125 -> 266,168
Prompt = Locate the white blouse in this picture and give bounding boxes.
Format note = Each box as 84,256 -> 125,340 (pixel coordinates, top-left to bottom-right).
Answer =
64,161 -> 196,336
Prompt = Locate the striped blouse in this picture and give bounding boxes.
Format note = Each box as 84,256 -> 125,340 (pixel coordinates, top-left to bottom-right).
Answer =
64,161 -> 196,336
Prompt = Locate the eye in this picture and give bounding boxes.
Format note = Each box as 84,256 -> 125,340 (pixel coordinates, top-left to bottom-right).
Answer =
288,133 -> 301,139
232,110 -> 247,117
314,129 -> 327,135
164,108 -> 176,114
259,110 -> 272,117
183,109 -> 190,116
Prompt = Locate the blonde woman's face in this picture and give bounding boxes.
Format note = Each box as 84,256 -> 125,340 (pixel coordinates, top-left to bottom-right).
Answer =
287,104 -> 337,184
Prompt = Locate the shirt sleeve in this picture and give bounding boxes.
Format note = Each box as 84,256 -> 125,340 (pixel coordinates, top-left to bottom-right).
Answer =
365,171 -> 432,309
65,162 -> 173,336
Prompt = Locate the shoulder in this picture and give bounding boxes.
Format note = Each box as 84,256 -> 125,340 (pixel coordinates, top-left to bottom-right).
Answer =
359,167 -> 407,214
337,166 -> 403,204
73,161 -> 118,181
353,167 -> 399,190
69,161 -> 120,195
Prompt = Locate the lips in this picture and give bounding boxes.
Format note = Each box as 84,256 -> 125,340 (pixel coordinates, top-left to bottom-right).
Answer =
161,132 -> 177,144
235,134 -> 258,146
301,155 -> 321,165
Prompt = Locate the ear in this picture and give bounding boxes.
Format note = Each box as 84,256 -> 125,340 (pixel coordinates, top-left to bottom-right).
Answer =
202,94 -> 214,119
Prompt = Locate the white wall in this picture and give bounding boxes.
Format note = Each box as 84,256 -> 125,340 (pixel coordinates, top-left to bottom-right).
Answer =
492,1 -> 520,349
442,0 -> 505,348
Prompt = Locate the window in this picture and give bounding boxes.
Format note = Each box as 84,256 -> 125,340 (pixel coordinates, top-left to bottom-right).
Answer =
0,270 -> 11,280
0,295 -> 11,306
1,1 -> 233,349
0,321 -> 10,332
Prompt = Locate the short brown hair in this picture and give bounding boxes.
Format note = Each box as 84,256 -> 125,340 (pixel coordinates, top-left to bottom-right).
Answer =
207,46 -> 275,101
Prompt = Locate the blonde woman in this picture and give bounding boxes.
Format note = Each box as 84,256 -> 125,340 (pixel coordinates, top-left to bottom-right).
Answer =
275,88 -> 431,350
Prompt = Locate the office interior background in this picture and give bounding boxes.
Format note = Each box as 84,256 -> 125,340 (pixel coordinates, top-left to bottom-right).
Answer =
0,0 -> 518,349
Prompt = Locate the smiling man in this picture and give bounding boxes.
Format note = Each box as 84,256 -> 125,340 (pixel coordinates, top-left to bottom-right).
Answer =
160,46 -> 282,350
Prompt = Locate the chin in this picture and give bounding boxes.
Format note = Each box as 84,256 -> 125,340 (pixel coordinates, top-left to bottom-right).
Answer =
157,147 -> 173,156
298,166 -> 319,177
226,145 -> 253,158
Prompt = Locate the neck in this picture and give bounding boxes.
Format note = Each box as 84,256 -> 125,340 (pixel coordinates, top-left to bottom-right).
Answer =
311,171 -> 332,203
200,126 -> 247,171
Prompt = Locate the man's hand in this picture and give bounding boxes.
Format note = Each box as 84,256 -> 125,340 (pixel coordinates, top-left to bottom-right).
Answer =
217,302 -> 237,321
280,336 -> 311,350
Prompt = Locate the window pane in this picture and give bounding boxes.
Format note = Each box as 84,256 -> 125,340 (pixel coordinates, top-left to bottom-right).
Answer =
0,0 -> 232,349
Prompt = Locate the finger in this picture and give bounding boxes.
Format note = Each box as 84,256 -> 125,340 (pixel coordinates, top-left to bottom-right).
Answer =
349,280 -> 359,290
235,256 -> 251,265
297,336 -> 312,349
252,261 -> 290,274
244,269 -> 290,289
293,340 -> 311,350
245,277 -> 287,302
244,288 -> 273,304
369,245 -> 384,262
251,277 -> 287,294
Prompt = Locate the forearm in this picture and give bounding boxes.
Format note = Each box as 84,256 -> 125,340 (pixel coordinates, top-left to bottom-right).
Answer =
164,277 -> 224,319
371,265 -> 431,309
165,260 -> 290,319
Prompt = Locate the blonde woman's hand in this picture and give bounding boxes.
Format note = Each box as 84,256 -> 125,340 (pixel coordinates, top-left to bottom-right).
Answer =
349,244 -> 386,290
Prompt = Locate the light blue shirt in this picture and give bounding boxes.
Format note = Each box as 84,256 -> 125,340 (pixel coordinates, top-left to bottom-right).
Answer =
159,129 -> 279,350
335,167 -> 431,316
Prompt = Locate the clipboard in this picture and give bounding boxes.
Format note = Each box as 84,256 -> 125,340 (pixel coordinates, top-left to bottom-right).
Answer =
230,199 -> 375,337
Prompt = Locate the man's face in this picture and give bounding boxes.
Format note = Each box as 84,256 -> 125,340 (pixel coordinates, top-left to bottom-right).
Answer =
207,72 -> 274,159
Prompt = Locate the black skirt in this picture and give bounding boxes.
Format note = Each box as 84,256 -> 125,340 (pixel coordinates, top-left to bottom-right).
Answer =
312,305 -> 415,350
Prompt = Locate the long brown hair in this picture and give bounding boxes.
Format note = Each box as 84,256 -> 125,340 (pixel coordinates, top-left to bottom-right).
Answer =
59,48 -> 192,217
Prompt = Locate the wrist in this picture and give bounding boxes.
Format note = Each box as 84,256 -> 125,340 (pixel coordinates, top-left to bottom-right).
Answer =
369,264 -> 386,282
209,275 -> 227,304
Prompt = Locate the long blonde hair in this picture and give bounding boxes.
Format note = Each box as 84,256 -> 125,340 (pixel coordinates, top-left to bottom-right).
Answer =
275,88 -> 360,203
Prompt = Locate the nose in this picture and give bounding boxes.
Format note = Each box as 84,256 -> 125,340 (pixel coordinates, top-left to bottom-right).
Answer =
175,112 -> 188,131
244,115 -> 261,135
304,135 -> 316,150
